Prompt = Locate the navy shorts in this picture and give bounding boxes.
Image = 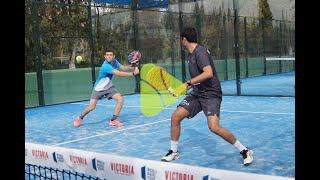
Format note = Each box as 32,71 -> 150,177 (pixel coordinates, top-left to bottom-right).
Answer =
178,94 -> 222,118
90,86 -> 119,100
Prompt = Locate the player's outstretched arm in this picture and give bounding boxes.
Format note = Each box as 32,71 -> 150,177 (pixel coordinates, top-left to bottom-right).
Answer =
112,68 -> 139,77
120,64 -> 138,71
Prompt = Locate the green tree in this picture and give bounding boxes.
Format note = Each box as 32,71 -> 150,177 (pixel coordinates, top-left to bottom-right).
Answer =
258,0 -> 277,56
25,0 -> 35,72
25,0 -> 90,72
258,0 -> 273,21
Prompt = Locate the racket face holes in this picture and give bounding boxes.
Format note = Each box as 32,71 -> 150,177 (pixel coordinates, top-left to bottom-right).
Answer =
141,64 -> 186,99
128,50 -> 141,64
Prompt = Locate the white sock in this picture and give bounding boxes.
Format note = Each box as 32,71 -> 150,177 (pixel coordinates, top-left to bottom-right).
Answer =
233,140 -> 247,152
170,140 -> 178,152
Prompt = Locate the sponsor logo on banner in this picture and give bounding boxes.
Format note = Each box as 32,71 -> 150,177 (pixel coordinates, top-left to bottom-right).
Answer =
32,149 -> 49,160
203,175 -> 220,180
52,152 -> 64,163
92,158 -> 105,171
25,148 -> 28,157
69,155 -> 88,166
110,162 -> 134,176
141,166 -> 157,180
165,170 -> 194,180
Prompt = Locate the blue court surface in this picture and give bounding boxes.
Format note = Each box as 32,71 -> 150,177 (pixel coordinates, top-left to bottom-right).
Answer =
25,94 -> 295,178
221,72 -> 295,96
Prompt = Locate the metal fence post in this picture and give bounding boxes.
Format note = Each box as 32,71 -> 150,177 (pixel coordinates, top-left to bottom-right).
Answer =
244,17 -> 249,77
132,0 -> 140,93
32,0 -> 45,106
233,0 -> 241,95
222,14 -> 228,80
195,0 -> 201,43
178,0 -> 186,82
261,19 -> 267,75
282,10 -> 287,55
87,1 -> 96,87
168,11 -> 175,76
279,20 -> 283,72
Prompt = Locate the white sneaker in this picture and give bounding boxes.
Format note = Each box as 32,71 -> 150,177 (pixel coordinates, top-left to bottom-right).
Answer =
161,150 -> 179,162
240,148 -> 253,166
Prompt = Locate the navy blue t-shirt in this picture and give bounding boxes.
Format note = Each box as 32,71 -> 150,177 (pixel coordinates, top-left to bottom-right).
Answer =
188,45 -> 222,98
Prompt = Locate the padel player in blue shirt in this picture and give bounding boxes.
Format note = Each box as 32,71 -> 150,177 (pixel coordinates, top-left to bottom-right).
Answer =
74,49 -> 140,127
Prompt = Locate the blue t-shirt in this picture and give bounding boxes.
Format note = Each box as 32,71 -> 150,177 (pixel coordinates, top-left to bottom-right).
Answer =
94,59 -> 122,91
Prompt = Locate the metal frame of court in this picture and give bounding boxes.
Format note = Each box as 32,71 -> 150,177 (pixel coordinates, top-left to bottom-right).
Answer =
26,0 -> 295,107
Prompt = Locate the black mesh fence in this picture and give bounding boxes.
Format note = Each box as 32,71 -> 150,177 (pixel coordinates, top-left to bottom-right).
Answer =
25,0 -> 295,107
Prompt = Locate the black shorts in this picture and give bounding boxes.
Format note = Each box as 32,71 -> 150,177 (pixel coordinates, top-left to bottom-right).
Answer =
178,94 -> 222,118
90,86 -> 119,100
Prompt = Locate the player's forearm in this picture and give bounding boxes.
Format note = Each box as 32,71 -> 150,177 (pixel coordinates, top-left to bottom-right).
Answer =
113,71 -> 135,77
121,65 -> 134,71
189,71 -> 213,85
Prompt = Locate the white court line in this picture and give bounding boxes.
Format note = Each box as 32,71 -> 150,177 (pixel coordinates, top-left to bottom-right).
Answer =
59,103 -> 294,145
71,102 -> 294,115
54,118 -> 171,146
71,102 -> 176,109
266,57 -> 295,61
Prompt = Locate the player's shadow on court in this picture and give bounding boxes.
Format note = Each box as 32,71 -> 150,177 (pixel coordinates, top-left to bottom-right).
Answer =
79,118 -> 106,126
181,129 -> 248,166
78,116 -> 131,127
181,128 -> 219,156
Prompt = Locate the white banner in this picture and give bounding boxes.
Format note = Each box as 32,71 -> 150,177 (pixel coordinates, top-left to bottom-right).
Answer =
25,142 -> 294,180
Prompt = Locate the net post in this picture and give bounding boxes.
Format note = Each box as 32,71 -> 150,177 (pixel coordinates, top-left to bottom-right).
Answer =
233,0 -> 241,95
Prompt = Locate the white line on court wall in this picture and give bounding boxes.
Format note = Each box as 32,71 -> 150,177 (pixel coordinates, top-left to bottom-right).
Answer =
53,118 -> 171,146
71,102 -> 295,115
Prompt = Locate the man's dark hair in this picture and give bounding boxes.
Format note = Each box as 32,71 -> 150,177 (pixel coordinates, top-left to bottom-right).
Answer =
105,49 -> 114,54
181,27 -> 198,43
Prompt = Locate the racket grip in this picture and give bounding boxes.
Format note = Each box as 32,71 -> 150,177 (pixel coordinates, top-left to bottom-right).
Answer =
133,66 -> 139,76
172,84 -> 187,97
168,87 -> 174,95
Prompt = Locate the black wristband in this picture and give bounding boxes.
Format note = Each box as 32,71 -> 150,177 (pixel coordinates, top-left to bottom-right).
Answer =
132,72 -> 135,76
186,80 -> 192,86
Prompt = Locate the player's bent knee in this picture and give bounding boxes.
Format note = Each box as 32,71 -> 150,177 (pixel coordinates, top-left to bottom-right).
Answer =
171,113 -> 182,124
114,94 -> 123,103
117,96 -> 124,104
